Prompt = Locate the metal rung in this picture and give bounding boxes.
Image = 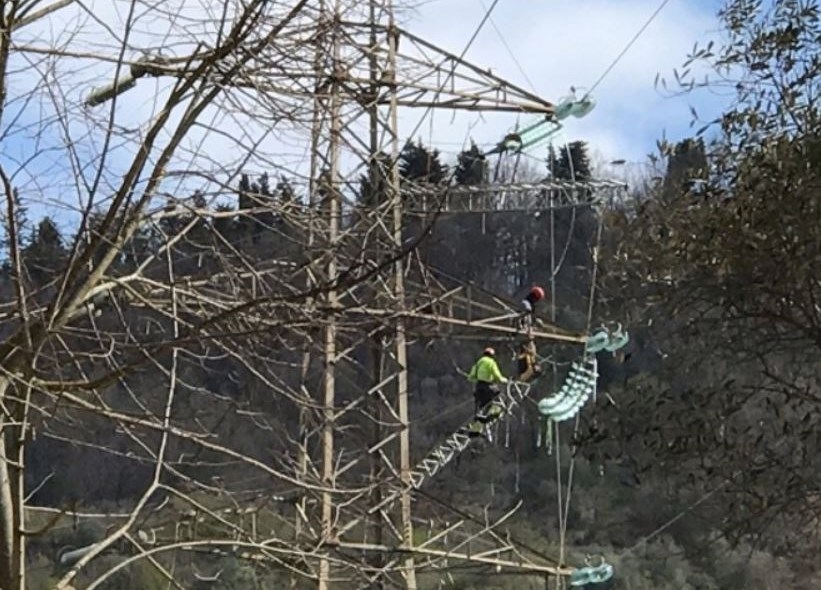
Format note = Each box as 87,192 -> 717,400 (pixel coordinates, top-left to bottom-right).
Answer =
452,433 -> 470,445
431,449 -> 450,462
378,382 -> 536,507
422,458 -> 442,473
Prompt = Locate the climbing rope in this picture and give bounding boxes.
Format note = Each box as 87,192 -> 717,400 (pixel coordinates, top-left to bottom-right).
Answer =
561,211 -> 603,585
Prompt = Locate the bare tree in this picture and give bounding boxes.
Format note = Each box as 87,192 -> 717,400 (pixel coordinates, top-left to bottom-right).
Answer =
0,1 -> 397,588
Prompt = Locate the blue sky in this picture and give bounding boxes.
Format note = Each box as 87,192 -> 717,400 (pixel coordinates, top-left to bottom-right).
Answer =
401,0 -> 730,168
0,0 -> 734,237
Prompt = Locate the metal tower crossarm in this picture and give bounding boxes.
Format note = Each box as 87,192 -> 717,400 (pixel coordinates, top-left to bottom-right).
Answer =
334,541 -> 573,577
341,306 -> 586,344
86,15 -> 557,116
403,179 -> 628,213
336,21 -> 556,114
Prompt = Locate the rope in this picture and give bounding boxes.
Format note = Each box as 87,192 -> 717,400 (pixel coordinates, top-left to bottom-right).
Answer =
556,214 -> 605,584
547,133 -> 579,280
550,136 -> 565,590
462,0 -> 502,56
585,213 -> 606,336
549,141 -> 607,586
550,206 -> 576,280
554,425 -> 564,589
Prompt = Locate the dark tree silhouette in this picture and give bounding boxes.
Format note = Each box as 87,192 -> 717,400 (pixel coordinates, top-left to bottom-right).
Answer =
662,138 -> 708,195
549,141 -> 592,181
454,141 -> 487,185
23,217 -> 65,279
399,139 -> 447,183
356,152 -> 390,209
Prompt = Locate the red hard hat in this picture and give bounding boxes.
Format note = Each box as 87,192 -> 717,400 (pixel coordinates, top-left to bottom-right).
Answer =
483,347 -> 496,356
530,286 -> 545,300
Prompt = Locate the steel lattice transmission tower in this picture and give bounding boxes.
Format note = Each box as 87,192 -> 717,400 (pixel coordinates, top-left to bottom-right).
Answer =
291,2 -> 625,589
84,1 -> 625,587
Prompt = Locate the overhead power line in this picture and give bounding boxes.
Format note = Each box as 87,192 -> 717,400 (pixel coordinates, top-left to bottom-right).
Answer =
403,0 -> 502,146
585,0 -> 674,97
478,0 -> 538,93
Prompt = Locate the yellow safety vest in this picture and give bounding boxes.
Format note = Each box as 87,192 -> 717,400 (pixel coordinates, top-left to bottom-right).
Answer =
468,355 -> 505,383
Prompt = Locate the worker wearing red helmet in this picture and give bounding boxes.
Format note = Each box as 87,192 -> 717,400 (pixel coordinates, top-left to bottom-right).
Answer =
520,286 -> 546,328
467,346 -> 507,413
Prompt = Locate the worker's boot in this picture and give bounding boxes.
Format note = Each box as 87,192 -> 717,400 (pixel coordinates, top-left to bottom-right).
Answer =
459,421 -> 487,439
486,402 -> 505,420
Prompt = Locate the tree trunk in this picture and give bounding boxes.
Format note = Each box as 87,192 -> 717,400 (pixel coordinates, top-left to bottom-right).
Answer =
0,376 -> 22,590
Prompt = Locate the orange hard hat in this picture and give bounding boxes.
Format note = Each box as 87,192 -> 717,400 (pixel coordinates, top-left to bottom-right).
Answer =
483,347 -> 496,356
530,286 -> 545,300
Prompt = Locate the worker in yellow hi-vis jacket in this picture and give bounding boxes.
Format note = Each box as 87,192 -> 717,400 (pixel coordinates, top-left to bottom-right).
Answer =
467,347 -> 508,413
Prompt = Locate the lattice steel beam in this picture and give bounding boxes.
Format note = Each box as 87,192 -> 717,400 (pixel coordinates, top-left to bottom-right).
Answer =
403,179 -> 628,214
336,381 -> 535,540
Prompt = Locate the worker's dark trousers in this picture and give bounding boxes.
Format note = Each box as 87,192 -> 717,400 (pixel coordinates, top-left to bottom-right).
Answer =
474,381 -> 500,413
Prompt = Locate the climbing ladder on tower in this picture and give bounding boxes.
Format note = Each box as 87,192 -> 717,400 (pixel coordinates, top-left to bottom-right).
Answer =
407,381 -> 532,489
335,380 -> 534,543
